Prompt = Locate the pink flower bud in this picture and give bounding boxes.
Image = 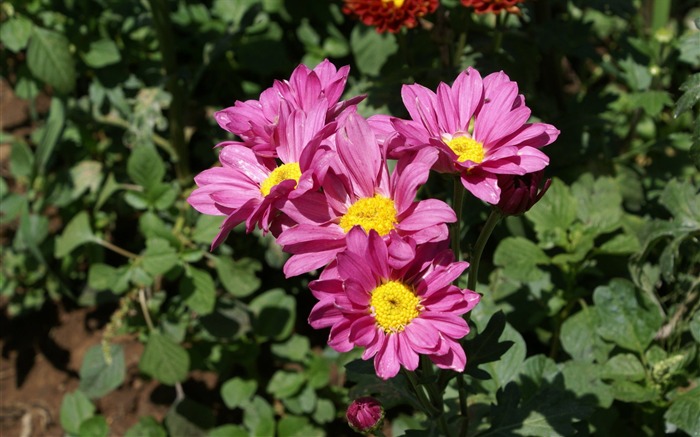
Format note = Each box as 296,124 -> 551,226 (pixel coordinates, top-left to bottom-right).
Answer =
496,170 -> 552,216
346,397 -> 385,434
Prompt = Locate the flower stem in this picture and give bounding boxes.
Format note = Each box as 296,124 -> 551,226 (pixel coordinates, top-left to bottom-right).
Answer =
403,369 -> 442,419
467,209 -> 502,292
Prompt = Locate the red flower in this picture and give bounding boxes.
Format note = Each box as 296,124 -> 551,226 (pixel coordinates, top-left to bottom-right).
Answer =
343,0 -> 439,33
496,170 -> 551,216
346,397 -> 385,434
460,0 -> 525,14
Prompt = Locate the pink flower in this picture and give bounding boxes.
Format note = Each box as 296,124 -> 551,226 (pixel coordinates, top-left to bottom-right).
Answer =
496,170 -> 551,216
214,59 -> 363,157
369,67 -> 559,204
346,397 -> 385,434
276,112 -> 457,277
308,228 -> 481,379
187,102 -> 335,248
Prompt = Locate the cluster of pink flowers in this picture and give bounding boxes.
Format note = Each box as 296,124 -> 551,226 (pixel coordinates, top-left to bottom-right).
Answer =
188,60 -> 557,379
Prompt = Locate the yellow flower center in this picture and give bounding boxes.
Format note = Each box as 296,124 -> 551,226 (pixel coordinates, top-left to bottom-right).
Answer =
339,195 -> 398,236
382,0 -> 405,7
445,136 -> 485,164
260,163 -> 302,197
370,281 -> 421,333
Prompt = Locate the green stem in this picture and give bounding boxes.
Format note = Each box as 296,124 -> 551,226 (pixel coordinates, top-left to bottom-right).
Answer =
451,177 -> 465,261
403,370 -> 441,418
457,375 -> 469,437
96,238 -> 139,259
147,0 -> 190,185
467,209 -> 502,292
492,13 -> 505,55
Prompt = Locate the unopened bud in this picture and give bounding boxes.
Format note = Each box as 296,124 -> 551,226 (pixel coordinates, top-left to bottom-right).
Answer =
346,397 -> 384,435
496,170 -> 552,216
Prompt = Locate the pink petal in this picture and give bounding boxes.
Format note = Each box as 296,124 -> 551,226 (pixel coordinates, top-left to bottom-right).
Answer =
374,334 -> 401,379
460,170 -> 501,204
397,199 -> 457,231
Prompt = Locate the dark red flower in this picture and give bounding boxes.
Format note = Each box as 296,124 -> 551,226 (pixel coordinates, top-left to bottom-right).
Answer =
346,397 -> 385,434
342,0 -> 439,33
460,0 -> 525,14
496,170 -> 551,216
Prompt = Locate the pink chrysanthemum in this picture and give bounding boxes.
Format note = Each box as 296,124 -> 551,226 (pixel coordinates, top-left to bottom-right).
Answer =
187,102 -> 336,248
369,67 -> 559,204
214,59 -> 363,157
276,112 -> 457,277
342,0 -> 439,33
308,228 -> 481,379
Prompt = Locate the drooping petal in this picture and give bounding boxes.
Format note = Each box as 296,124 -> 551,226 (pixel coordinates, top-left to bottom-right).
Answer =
374,334 -> 401,379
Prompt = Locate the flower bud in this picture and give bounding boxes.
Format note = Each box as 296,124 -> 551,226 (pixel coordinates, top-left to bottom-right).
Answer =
496,170 -> 551,216
346,397 -> 385,435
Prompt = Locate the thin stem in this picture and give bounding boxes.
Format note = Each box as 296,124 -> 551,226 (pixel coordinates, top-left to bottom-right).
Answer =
403,370 -> 441,418
94,113 -> 177,161
138,288 -> 155,331
467,209 -> 502,292
451,177 -> 466,261
96,238 -> 139,259
457,375 -> 469,437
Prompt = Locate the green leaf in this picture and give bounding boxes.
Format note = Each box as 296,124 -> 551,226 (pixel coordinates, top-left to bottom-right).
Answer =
95,173 -> 121,211
192,215 -> 225,245
142,238 -> 179,277
88,263 -> 130,293
690,312 -> 700,343
82,38 -> 121,68
665,386 -> 700,436
601,353 -> 645,381
15,212 -> 49,251
181,266 -> 216,315
312,398 -> 335,424
164,398 -> 215,437
127,146 -> 165,190
60,390 -> 95,435
464,311 -> 515,380
517,355 -> 560,400
277,415 -> 321,437
479,320 -> 527,393
608,380 -> 659,403
10,140 -> 34,178
678,32 -> 700,67
242,396 -> 275,436
249,288 -> 296,341
271,335 -> 310,362
216,256 -> 262,297
675,73 -> 700,118
570,175 -> 623,234
282,384 -> 317,415
0,15 -> 34,52
208,425 -> 248,437
560,308 -> 614,363
70,160 -> 103,198
35,98 -> 66,174
267,370 -> 306,399
55,211 -> 96,257
619,56 -> 651,91
350,25 -> 398,76
493,237 -> 550,282
79,415 -> 109,437
79,344 -> 125,398
561,361 -> 614,408
125,416 -> 167,437
659,178 -> 700,227
221,377 -> 257,409
27,28 -> 76,94
628,90 -> 673,117
139,332 -> 190,385
593,279 -> 664,354
526,178 -> 576,248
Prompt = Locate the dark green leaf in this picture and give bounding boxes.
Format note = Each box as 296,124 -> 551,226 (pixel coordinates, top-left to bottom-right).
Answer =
164,398 -> 215,437
249,288 -> 296,341
464,311 -> 515,380
142,238 -> 179,277
312,398 -> 335,424
191,215 -> 224,245
561,361 -> 614,408
675,73 -> 700,118
60,390 -> 95,435
526,178 -> 576,248
181,266 -> 216,315
690,312 -> 700,343
628,90 -> 673,117
127,146 -> 165,190
35,98 -> 66,174
601,353 -> 645,381
277,415 -> 321,437
242,396 -> 275,436
493,237 -> 550,282
659,178 -> 700,227
271,334 -> 310,362
55,211 -> 96,258
27,28 -> 76,94
665,386 -> 700,436
78,415 -> 109,437
560,308 -> 613,363
79,344 -> 125,398
10,140 -> 34,178
208,425 -> 248,437
216,256 -> 261,297
267,370 -> 306,399
125,416 -> 167,437
139,332 -> 190,385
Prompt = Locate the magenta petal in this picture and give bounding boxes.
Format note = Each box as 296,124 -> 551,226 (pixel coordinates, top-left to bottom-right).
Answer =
397,199 -> 457,231
461,170 -> 501,204
374,334 -> 401,380
308,300 -> 343,329
329,319 -> 354,352
396,333 -> 419,371
351,316 -> 379,347
404,318 -> 441,353
336,113 -> 381,198
420,312 -> 469,339
401,83 -> 440,134
516,146 -> 549,173
283,249 -> 342,278
430,338 -> 466,372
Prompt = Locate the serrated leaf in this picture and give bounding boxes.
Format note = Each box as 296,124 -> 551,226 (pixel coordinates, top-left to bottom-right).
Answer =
216,256 -> 261,297
619,56 -> 651,91
479,321 -> 527,393
560,308 -> 613,363
267,370 -> 306,399
665,386 -> 700,436
141,238 -> 178,276
125,416 -> 167,437
493,237 -> 550,282
55,211 -> 96,257
221,377 -> 258,409
0,15 -> 34,52
601,353 -> 645,381
127,146 -> 165,190
79,344 -> 125,398
60,390 -> 95,435
181,266 -> 216,315
465,311 -> 514,380
27,28 -> 76,94
594,279 -> 665,354
350,25 -> 398,76
659,178 -> 700,227
139,332 -> 189,385
675,73 -> 700,118
526,178 -> 576,248
570,175 -> 623,234
249,288 -> 296,341
561,361 -> 614,409
82,38 -> 121,68
628,90 -> 673,117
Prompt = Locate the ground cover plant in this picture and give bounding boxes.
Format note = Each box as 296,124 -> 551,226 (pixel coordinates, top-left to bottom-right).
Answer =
1,0 -> 699,436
